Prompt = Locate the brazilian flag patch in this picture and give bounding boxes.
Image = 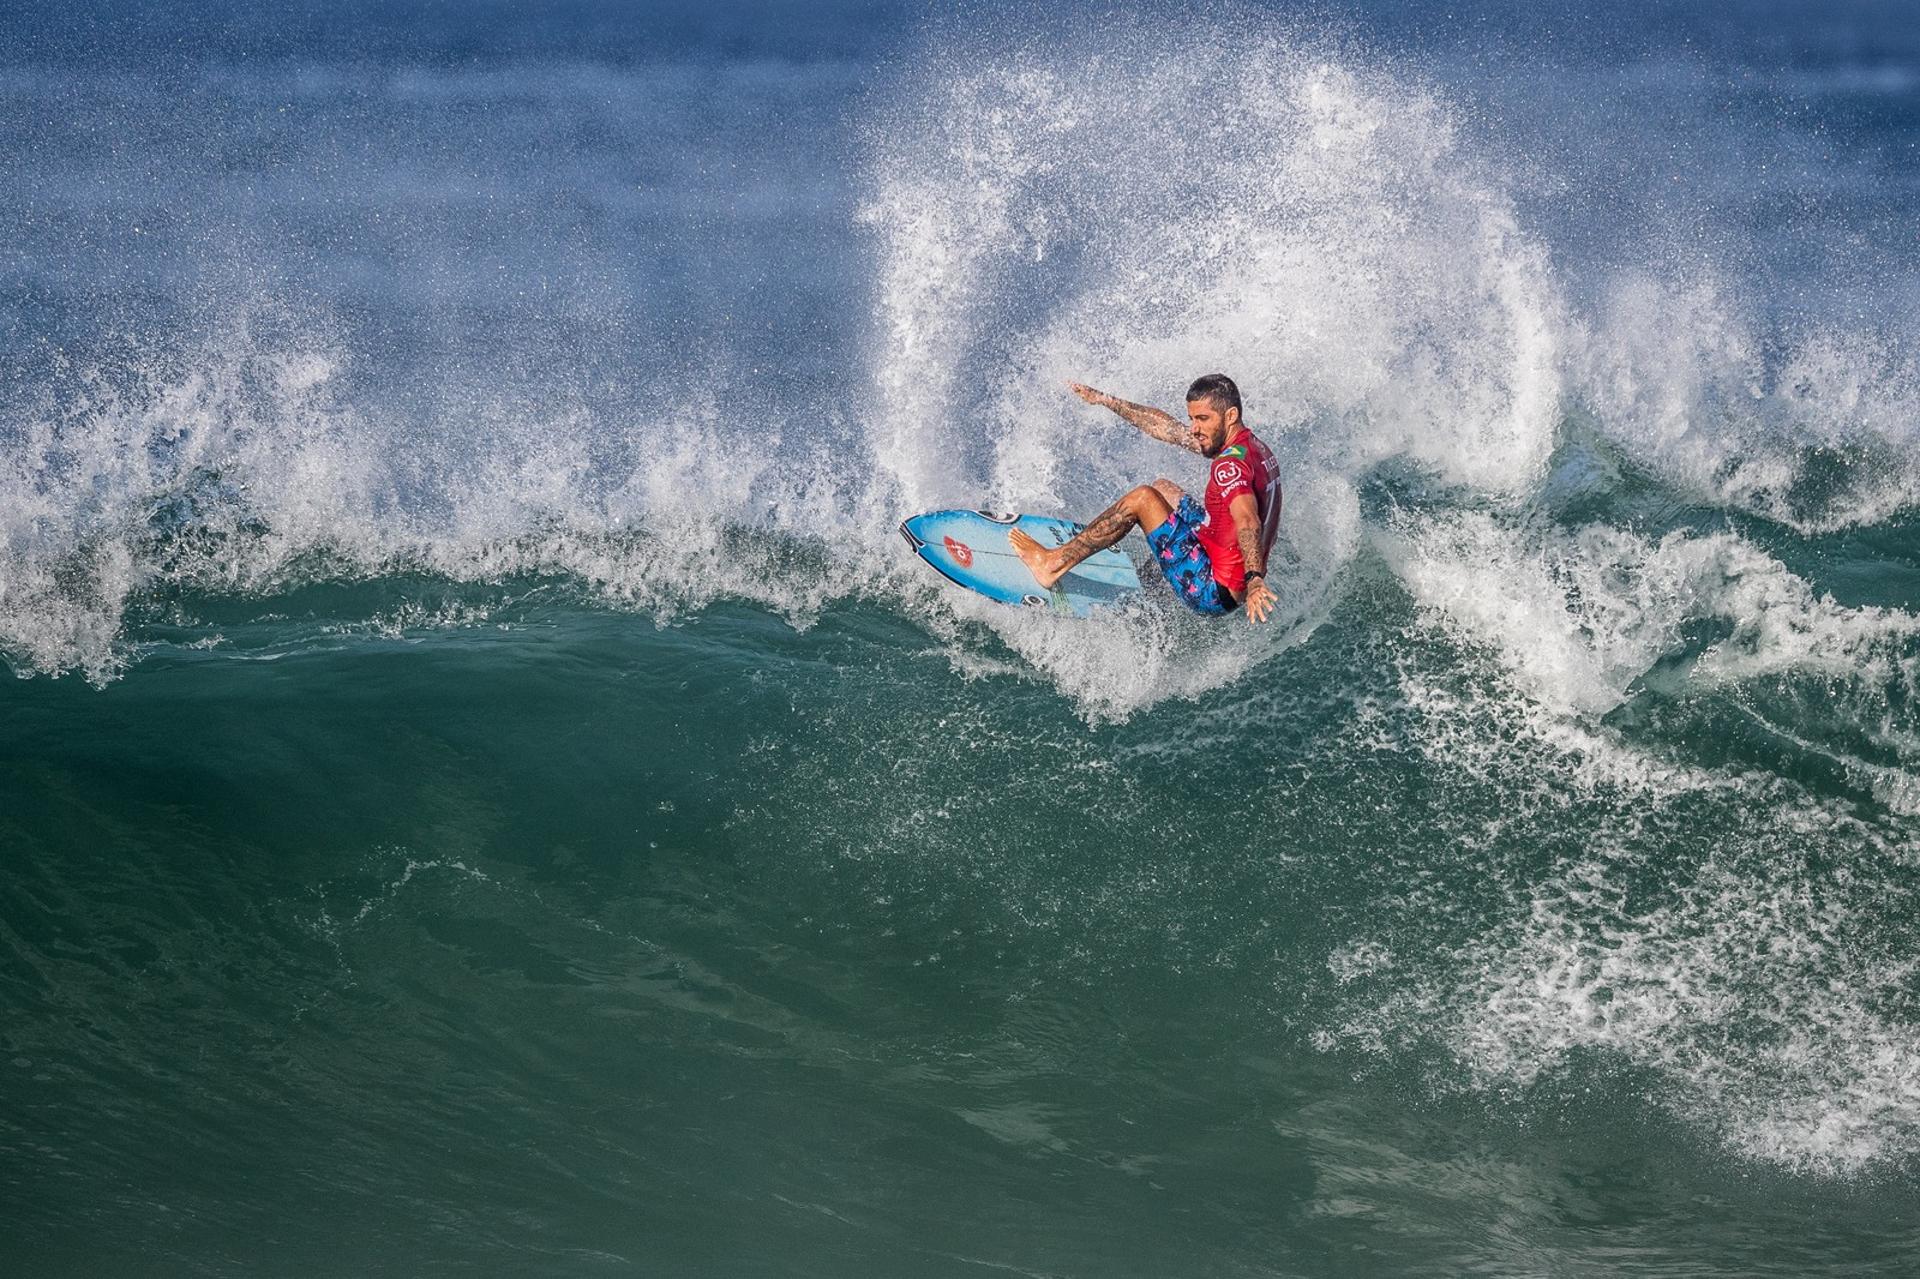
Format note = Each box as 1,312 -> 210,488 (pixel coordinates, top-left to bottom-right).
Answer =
1220,445 -> 1247,460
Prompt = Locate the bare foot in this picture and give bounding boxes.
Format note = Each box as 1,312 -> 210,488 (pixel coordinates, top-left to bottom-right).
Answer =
1008,528 -> 1067,590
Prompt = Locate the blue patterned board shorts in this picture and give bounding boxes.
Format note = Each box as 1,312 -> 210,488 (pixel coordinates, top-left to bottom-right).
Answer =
1145,496 -> 1237,616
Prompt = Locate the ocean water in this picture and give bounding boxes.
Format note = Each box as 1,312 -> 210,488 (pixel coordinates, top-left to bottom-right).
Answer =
5,1 -> 1920,1272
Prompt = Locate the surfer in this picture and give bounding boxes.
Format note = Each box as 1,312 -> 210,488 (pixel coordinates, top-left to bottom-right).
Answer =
1010,374 -> 1281,622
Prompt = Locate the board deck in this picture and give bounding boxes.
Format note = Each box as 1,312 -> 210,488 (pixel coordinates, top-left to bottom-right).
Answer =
899,509 -> 1144,617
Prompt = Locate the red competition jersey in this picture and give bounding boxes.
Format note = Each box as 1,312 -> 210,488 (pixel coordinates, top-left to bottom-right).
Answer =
1197,429 -> 1281,593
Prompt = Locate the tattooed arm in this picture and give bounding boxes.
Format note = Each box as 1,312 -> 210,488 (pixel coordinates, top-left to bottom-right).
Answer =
1229,491 -> 1276,624
1067,382 -> 1203,453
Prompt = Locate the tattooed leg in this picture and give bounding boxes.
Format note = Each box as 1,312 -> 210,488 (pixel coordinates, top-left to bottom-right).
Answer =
1010,484 -> 1174,589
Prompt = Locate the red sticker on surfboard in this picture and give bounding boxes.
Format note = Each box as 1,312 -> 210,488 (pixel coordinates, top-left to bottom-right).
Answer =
943,536 -> 973,568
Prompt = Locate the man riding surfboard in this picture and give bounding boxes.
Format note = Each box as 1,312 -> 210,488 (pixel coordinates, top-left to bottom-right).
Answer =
1010,374 -> 1281,623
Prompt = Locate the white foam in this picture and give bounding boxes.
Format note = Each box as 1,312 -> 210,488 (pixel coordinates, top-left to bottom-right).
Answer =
854,30 -> 1575,715
1440,827 -> 1920,1176
1576,272 -> 1920,531
1314,696 -> 1920,1176
1313,576 -> 1920,1173
1393,510 -> 1916,697
863,36 -> 1568,501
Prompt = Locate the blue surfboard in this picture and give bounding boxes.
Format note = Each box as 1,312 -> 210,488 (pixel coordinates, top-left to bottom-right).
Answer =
899,509 -> 1144,617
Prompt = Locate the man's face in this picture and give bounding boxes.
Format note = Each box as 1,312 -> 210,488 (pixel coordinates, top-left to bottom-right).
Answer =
1186,398 -> 1239,457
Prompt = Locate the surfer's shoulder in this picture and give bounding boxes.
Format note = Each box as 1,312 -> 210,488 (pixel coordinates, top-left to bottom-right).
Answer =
1235,429 -> 1279,466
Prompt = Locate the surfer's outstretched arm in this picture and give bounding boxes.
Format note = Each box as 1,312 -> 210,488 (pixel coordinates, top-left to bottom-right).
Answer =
1068,382 -> 1204,454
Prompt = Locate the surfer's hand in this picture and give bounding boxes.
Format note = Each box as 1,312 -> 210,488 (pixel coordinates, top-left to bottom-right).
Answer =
1245,577 -> 1276,624
1067,381 -> 1107,407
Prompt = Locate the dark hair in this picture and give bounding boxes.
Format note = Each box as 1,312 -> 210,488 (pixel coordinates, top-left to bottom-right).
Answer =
1185,373 -> 1242,417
